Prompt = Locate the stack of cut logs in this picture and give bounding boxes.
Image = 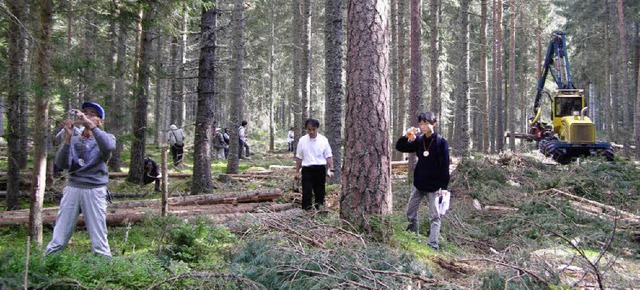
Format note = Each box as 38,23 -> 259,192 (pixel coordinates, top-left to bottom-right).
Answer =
0,189 -> 292,227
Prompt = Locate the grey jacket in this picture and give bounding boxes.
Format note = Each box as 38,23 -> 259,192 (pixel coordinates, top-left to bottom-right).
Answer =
55,127 -> 116,188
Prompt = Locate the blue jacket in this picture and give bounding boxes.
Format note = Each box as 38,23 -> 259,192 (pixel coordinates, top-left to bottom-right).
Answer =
396,132 -> 450,192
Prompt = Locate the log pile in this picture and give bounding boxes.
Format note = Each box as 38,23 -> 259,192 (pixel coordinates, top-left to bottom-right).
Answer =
0,189 -> 291,227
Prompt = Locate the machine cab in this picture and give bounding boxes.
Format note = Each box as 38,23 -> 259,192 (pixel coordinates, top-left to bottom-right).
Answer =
551,89 -> 595,143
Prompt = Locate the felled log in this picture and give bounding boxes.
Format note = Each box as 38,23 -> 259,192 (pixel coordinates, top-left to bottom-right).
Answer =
0,189 -> 283,226
0,201 -> 294,227
109,189 -> 282,209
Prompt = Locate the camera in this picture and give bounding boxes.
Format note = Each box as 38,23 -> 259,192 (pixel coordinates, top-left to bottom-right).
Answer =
69,110 -> 77,118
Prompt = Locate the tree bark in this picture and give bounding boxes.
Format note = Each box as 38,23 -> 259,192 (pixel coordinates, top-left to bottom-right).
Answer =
325,0 -> 343,183
269,0 -> 275,152
29,0 -> 53,246
408,0 -> 422,174
292,1 -> 303,148
428,0 -> 439,115
302,0 -> 311,118
171,10 -> 188,127
495,0 -> 504,151
341,0 -> 392,229
107,16 -> 127,172
5,0 -> 25,211
615,0 -> 631,156
479,0 -> 489,153
453,0 -> 470,156
395,0 -> 407,161
127,4 -> 156,184
226,0 -> 245,174
192,1 -> 217,195
508,0 -> 517,152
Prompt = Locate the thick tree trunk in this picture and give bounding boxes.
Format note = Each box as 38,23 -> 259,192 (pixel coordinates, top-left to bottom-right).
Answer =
508,0 -> 517,152
408,0 -> 422,174
127,4 -> 155,184
615,0 -> 631,156
395,0 -> 407,161
108,19 -> 127,172
292,1 -> 303,149
480,0 -> 489,153
325,0 -> 343,183
5,0 -> 25,211
341,0 -> 392,229
302,0 -> 311,118
29,0 -> 53,246
171,11 -> 188,127
453,0 -> 470,156
428,0 -> 439,115
192,1 -> 217,195
390,0 -> 398,160
495,0 -> 504,151
226,0 -> 245,174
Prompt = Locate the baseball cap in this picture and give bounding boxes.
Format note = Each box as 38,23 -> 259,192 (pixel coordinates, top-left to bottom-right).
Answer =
81,102 -> 105,120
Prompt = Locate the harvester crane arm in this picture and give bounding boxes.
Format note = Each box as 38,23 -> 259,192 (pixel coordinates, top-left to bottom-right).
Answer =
531,31 -> 576,125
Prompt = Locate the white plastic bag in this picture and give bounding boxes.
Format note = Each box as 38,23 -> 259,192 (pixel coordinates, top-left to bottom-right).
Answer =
435,189 -> 451,215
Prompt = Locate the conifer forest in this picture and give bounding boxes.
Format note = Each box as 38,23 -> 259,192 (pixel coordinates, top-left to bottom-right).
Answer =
0,0 -> 639,288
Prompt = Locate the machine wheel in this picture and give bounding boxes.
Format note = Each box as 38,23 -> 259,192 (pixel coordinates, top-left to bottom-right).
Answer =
545,139 -> 570,164
602,148 -> 614,161
538,139 -> 550,156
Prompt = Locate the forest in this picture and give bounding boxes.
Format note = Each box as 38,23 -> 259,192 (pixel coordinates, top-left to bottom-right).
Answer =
1,0 -> 639,289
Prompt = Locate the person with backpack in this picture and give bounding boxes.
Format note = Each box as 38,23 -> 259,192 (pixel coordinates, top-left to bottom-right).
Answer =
167,124 -> 185,166
212,127 -> 227,160
223,128 -> 230,158
143,156 -> 161,192
395,111 -> 450,250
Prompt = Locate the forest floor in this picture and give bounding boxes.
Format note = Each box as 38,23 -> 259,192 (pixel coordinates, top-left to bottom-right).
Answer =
1,146 -> 639,289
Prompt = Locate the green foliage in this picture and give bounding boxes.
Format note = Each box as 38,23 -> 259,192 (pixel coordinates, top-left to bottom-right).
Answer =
481,270 -> 549,290
155,216 -> 236,268
231,236 -> 431,289
453,157 -> 508,200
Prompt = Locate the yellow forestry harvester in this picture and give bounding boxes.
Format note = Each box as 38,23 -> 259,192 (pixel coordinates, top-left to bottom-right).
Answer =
513,31 -> 614,164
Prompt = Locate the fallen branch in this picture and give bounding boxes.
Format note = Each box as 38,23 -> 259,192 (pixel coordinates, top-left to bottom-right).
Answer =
367,268 -> 437,284
546,188 -> 640,222
458,258 -> 550,289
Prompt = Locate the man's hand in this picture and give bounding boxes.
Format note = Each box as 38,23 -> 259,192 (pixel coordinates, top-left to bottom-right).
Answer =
327,170 -> 334,178
406,127 -> 417,141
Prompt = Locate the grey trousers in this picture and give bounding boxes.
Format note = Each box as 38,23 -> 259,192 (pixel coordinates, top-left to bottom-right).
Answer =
46,186 -> 111,257
406,185 -> 441,246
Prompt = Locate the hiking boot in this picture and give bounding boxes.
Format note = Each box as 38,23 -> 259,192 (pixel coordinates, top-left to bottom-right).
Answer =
427,242 -> 439,250
405,222 -> 418,234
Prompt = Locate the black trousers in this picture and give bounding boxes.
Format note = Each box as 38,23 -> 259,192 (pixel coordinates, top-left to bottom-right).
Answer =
171,144 -> 184,166
301,165 -> 327,210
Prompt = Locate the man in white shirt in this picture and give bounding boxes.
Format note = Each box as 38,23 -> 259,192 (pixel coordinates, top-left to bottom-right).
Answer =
295,118 -> 334,210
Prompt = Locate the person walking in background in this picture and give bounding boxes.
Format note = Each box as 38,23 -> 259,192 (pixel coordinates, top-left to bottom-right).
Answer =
395,111 -> 450,250
223,128 -> 230,159
294,118 -> 334,211
45,102 -> 116,257
287,127 -> 295,152
167,124 -> 185,166
212,127 -> 227,160
238,120 -> 251,159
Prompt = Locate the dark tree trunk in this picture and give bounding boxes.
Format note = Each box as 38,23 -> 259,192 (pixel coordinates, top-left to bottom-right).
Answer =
341,0 -> 392,229
408,0 -> 422,173
495,0 -> 504,151
30,0 -> 53,246
508,0 -> 517,152
6,0 -> 25,211
428,0 -> 439,115
269,0 -> 275,152
615,0 -> 631,156
107,2 -> 127,172
325,0 -> 343,183
302,0 -> 311,118
292,1 -> 303,148
226,0 -> 245,174
452,0 -> 470,156
395,0 -> 407,161
127,4 -> 156,184
480,0 -> 489,153
192,1 -> 217,195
